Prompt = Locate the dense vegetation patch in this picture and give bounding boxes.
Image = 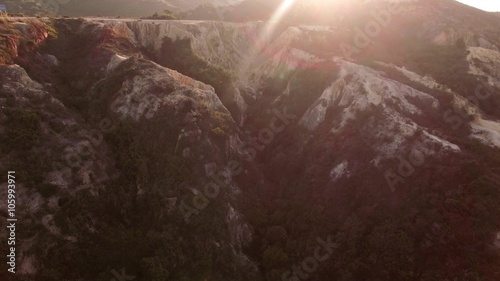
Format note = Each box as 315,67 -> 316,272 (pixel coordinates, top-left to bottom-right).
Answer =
157,37 -> 231,94
142,9 -> 177,20
2,108 -> 41,151
402,39 -> 500,119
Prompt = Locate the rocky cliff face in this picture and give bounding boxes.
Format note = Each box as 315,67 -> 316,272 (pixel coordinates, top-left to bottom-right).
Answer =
1,1 -> 500,279
0,18 -> 261,281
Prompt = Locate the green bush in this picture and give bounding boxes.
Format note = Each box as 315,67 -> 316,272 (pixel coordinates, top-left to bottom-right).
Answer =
158,37 -> 232,95
264,226 -> 288,245
262,246 -> 289,270
45,22 -> 58,39
3,109 -> 41,150
140,257 -> 170,281
211,127 -> 226,137
38,183 -> 59,198
142,10 -> 177,20
287,66 -> 337,116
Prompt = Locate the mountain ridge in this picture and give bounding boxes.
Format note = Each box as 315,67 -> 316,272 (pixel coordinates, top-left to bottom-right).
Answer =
1,0 -> 500,280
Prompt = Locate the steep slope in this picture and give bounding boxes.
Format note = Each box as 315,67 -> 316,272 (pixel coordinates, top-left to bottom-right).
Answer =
0,18 -> 261,281
1,1 -> 500,280
99,14 -> 500,280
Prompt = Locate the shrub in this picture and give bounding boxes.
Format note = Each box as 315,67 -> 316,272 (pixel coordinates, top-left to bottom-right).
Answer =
38,183 -> 59,198
142,10 -> 177,20
140,257 -> 170,281
3,109 -> 41,150
211,126 -> 226,137
158,37 -> 232,95
262,246 -> 289,270
45,23 -> 58,39
286,63 -> 339,117
264,226 -> 288,245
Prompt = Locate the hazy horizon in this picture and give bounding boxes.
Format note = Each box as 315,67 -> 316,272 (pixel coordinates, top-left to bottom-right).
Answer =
456,0 -> 500,12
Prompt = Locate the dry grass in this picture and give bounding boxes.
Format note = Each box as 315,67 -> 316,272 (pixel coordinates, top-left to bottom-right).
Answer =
0,19 -> 23,65
0,21 -> 15,64
0,18 -> 56,65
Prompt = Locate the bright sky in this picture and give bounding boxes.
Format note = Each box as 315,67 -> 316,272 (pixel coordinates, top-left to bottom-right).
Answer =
456,0 -> 500,12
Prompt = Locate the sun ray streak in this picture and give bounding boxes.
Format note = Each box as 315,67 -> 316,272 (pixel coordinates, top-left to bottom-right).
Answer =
239,0 -> 297,77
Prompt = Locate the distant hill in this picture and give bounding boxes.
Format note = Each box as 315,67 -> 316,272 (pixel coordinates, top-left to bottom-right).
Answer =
4,0 -> 242,17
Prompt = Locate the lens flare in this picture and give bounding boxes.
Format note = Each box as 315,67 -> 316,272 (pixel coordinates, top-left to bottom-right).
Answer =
239,0 -> 296,74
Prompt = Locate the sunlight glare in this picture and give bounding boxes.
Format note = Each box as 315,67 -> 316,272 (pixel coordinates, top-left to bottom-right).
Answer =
238,0 -> 297,76
263,0 -> 296,41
